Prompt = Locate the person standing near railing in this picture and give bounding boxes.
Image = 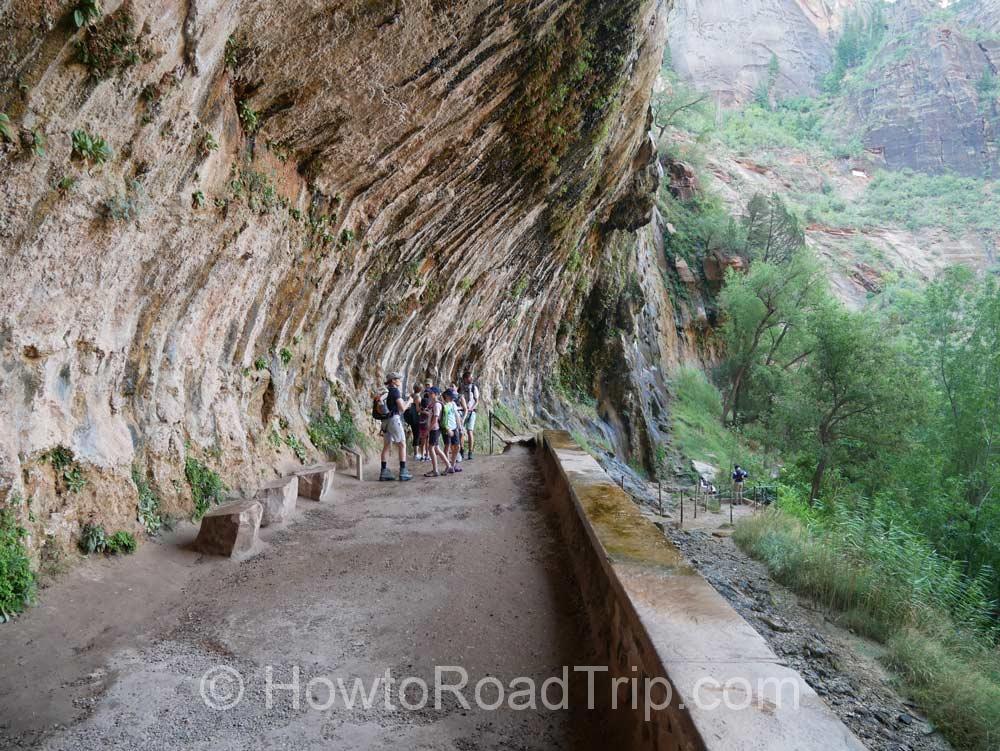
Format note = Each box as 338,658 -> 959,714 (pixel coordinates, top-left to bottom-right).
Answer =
460,370 -> 480,459
732,464 -> 748,504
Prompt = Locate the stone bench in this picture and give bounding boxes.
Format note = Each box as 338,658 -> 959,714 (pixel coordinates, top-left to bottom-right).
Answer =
194,499 -> 263,559
256,476 -> 298,526
337,448 -> 364,481
293,463 -> 336,502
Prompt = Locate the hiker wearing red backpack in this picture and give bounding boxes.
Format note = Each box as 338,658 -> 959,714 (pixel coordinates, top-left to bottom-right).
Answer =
376,372 -> 413,482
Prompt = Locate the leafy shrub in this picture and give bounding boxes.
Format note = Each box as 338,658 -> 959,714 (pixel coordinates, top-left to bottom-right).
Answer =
253,355 -> 268,371
191,190 -> 205,208
184,455 -> 227,520
198,131 -> 219,157
0,113 -> 13,142
0,508 -> 35,620
27,128 -> 45,158
79,523 -> 107,554
238,101 -> 260,134
42,445 -> 86,493
308,406 -> 366,458
101,180 -> 142,222
71,128 -> 111,164
72,0 -> 101,28
224,34 -> 249,71
284,434 -> 307,463
75,6 -> 140,79
105,531 -> 136,554
132,465 -> 162,535
279,347 -> 292,366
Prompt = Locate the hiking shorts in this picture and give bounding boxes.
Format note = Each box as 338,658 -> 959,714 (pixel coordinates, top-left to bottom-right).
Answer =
429,429 -> 441,445
447,430 -> 460,446
464,411 -> 477,431
382,415 -> 405,445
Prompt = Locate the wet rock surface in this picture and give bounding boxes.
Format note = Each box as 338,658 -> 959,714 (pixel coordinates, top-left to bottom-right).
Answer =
665,523 -> 953,751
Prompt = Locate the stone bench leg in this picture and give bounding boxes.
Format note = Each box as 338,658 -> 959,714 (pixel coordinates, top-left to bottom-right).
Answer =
294,463 -> 336,502
256,476 -> 298,526
194,500 -> 263,559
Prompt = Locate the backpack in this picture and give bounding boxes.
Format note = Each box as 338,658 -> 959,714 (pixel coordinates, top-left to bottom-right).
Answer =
372,393 -> 390,421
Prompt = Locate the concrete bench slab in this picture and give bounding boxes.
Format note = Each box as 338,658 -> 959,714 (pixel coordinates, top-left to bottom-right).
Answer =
256,476 -> 298,526
194,499 -> 263,559
293,463 -> 336,502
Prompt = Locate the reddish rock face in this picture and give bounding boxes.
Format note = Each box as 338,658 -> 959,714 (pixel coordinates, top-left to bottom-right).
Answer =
662,156 -> 700,202
846,0 -> 1000,177
0,0 -> 669,553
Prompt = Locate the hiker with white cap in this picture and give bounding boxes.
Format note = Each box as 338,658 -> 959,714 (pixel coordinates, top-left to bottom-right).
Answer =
377,372 -> 413,481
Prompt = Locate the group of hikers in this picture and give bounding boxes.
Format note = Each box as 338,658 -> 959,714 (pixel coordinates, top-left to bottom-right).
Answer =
374,370 -> 481,482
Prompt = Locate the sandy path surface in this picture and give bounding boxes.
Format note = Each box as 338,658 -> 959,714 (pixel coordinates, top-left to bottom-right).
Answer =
0,447 -> 613,750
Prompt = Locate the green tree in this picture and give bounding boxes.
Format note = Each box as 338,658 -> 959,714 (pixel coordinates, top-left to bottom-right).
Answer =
779,305 -> 920,502
718,247 -> 827,425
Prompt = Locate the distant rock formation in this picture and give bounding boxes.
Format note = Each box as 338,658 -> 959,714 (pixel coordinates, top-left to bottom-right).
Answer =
667,0 -> 858,105
844,0 -> 1000,177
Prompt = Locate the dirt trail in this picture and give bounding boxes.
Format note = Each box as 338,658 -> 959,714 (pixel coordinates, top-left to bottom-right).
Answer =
657,501 -> 953,751
0,448 -> 614,750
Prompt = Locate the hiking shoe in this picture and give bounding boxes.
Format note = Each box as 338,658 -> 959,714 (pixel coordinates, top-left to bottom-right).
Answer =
424,470 -> 440,478
453,466 -> 463,473
399,468 -> 413,482
379,467 -> 396,481
445,466 -> 456,474
466,451 -> 474,460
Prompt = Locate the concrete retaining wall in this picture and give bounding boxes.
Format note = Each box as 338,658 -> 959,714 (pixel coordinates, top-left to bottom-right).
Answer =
538,430 -> 866,751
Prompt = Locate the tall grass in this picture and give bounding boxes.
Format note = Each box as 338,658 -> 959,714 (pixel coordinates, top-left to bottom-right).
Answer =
735,502 -> 1000,750
672,367 -> 769,482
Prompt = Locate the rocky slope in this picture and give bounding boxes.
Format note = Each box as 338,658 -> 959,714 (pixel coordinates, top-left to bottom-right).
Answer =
0,0 -> 671,559
843,0 -> 1000,177
667,0 -> 857,105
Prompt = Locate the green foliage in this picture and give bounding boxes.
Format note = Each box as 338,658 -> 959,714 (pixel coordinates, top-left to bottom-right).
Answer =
224,34 -> 249,71
78,523 -> 107,554
508,1 -> 639,179
0,508 -> 35,620
79,524 -> 136,555
671,366 -> 767,481
283,434 -> 307,463
106,530 -> 136,554
184,455 -> 227,521
71,128 -> 111,164
230,166 -> 277,214
73,0 -> 101,28
42,445 -> 86,493
101,180 -> 143,222
238,100 -> 260,134
253,356 -> 268,371
75,7 -> 140,79
308,406 -> 367,458
822,7 -> 886,93
735,505 -> 1000,751
0,113 -> 13,142
27,128 -> 45,158
278,347 -> 292,366
131,465 -> 162,535
198,131 -> 219,157
191,190 -> 205,208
